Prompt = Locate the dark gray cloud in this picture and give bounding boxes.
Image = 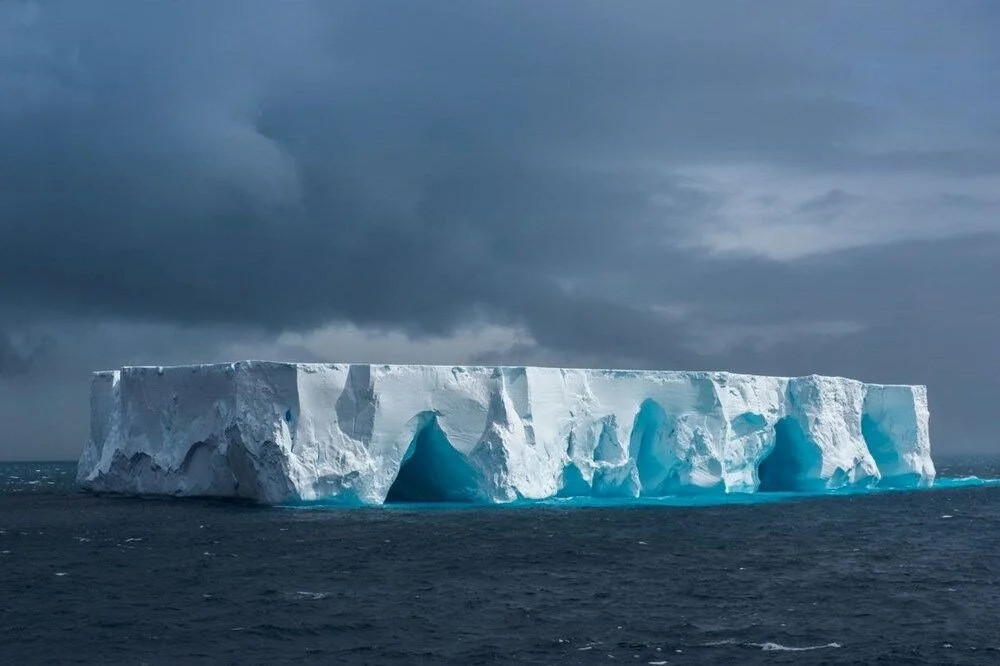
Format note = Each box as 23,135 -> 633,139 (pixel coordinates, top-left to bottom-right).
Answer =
0,328 -> 53,377
0,1 -> 997,459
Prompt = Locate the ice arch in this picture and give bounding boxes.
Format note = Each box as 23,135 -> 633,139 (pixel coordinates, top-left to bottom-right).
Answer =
757,417 -> 824,492
556,463 -> 591,497
384,414 -> 484,503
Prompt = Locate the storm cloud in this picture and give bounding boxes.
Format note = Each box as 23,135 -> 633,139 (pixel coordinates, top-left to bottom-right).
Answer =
0,1 -> 997,459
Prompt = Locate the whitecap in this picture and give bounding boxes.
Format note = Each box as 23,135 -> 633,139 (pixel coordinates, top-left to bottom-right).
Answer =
754,641 -> 841,651
285,591 -> 328,600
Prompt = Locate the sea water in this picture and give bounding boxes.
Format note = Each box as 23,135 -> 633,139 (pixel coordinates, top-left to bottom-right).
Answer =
2,457 -> 999,664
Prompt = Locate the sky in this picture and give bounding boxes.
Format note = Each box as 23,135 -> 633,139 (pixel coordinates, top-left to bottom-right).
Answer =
0,1 -> 998,460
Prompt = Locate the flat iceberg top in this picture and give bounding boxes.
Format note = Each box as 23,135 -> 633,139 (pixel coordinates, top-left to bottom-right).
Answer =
78,361 -> 934,504
106,360 -> 921,386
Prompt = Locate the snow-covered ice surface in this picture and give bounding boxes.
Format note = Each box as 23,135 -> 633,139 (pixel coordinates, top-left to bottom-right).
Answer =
77,362 -> 936,504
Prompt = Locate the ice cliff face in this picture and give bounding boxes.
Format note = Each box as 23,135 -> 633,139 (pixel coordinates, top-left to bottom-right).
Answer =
77,362 -> 935,504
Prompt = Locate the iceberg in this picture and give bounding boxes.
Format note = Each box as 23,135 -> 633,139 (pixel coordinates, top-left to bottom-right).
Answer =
77,362 -> 935,504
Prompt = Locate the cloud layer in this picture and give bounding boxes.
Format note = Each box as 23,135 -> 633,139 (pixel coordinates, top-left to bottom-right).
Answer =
1,1 -> 997,458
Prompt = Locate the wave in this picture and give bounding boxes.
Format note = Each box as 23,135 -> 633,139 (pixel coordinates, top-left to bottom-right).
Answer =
702,639 -> 841,652
754,641 -> 841,651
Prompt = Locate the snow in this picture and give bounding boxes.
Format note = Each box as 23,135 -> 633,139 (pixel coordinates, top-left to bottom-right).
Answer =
76,362 -> 936,504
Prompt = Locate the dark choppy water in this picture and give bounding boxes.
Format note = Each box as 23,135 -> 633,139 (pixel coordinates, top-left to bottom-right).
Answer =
2,459 -> 1000,665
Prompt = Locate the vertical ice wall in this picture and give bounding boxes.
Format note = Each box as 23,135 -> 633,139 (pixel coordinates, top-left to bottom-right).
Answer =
77,362 -> 935,504
861,384 -> 934,487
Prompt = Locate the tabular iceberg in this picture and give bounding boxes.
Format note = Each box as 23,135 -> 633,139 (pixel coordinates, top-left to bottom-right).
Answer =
77,362 -> 935,504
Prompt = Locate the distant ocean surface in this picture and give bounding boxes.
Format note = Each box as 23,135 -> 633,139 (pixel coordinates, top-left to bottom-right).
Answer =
3,458 -> 1000,665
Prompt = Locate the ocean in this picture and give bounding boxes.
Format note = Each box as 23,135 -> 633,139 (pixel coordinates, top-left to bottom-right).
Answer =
2,458 -> 1000,665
